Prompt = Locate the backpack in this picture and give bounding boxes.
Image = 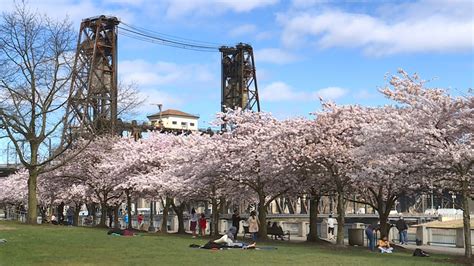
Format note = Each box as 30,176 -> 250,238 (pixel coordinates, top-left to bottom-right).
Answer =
413,248 -> 429,257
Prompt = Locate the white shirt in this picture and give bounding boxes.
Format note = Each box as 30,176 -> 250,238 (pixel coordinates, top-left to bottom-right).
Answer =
328,218 -> 336,228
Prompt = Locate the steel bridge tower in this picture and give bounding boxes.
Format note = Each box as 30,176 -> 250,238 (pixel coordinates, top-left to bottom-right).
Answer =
219,43 -> 260,112
67,15 -> 120,136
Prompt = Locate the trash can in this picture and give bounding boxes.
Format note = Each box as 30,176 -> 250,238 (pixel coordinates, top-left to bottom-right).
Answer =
348,228 -> 364,246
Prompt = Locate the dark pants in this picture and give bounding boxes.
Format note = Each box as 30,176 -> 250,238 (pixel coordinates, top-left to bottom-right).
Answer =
232,224 -> 238,239
366,230 -> 375,251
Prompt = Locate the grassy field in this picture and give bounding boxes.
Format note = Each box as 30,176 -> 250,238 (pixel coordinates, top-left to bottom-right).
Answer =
0,221 -> 465,265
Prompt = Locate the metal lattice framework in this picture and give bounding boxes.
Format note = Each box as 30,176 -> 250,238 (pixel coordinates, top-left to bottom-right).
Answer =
67,15 -> 120,136
219,43 -> 260,112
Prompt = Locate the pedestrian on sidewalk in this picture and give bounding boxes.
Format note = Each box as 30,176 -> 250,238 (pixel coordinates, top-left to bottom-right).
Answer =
247,211 -> 259,243
396,216 -> 408,244
198,213 -> 207,237
190,208 -> 198,238
365,224 -> 376,251
137,213 -> 144,230
66,206 -> 74,226
231,209 -> 242,240
327,214 -> 336,240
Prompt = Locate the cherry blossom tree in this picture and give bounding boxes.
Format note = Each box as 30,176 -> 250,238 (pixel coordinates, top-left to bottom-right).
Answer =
381,70 -> 473,257
349,106 -> 429,237
308,102 -> 367,245
217,109 -> 300,239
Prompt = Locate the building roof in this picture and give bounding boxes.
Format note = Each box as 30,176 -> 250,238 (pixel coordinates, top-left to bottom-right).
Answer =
147,109 -> 199,119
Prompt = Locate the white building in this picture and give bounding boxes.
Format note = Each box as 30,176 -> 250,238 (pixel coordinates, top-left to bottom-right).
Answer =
147,109 -> 199,131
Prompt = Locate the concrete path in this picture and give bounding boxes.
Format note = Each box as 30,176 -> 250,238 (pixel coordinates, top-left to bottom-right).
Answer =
275,234 -> 465,256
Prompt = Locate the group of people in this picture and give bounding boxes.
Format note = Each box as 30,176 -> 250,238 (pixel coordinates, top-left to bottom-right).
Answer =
189,208 -> 209,238
49,202 -> 74,226
189,208 -> 261,244
364,216 -> 409,253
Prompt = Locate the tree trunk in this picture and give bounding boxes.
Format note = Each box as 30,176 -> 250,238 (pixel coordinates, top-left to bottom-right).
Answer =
378,212 -> 390,239
86,203 -> 97,226
27,170 -> 38,224
161,197 -> 171,233
258,192 -> 268,240
211,197 -> 219,236
113,205 -> 120,229
171,200 -> 186,234
462,180 -> 472,258
98,201 -> 107,227
336,191 -> 345,245
307,194 -> 320,242
73,203 -> 81,226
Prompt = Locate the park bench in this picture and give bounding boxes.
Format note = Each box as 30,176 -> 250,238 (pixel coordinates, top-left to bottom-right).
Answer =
243,226 -> 291,241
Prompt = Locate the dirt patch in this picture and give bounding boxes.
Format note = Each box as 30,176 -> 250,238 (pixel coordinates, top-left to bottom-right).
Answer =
0,224 -> 16,231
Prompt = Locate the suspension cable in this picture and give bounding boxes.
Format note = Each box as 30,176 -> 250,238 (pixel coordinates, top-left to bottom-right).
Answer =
118,21 -> 226,52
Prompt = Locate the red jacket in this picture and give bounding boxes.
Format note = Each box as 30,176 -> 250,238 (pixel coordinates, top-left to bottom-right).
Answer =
198,218 -> 206,229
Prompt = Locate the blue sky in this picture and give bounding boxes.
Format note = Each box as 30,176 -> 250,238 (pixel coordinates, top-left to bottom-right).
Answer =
0,0 -> 473,135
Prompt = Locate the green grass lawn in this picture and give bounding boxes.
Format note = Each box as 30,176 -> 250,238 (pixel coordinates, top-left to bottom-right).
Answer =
0,221 -> 464,266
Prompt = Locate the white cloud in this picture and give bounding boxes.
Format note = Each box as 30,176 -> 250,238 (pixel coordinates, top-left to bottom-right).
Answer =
260,82 -> 347,102
312,87 -> 347,100
279,0 -> 474,55
1,0 -> 136,26
229,24 -> 257,37
119,59 -> 216,87
163,0 -> 279,18
260,82 -> 306,101
137,88 -> 183,115
255,48 -> 299,64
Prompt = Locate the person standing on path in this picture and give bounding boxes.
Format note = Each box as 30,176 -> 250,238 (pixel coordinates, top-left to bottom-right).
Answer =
58,202 -> 65,224
327,214 -> 336,240
137,214 -> 144,230
66,206 -> 74,226
365,224 -> 376,251
190,208 -> 198,238
396,216 -> 408,244
198,213 -> 207,237
247,211 -> 259,243
231,209 -> 242,240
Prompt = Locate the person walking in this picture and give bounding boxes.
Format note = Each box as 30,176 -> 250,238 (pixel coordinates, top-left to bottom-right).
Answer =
190,208 -> 198,238
231,209 -> 242,240
66,206 -> 74,226
248,211 -> 259,243
108,208 -> 113,228
137,213 -> 144,230
365,224 -> 376,251
327,214 -> 336,240
58,202 -> 65,224
396,216 -> 408,244
198,213 -> 207,237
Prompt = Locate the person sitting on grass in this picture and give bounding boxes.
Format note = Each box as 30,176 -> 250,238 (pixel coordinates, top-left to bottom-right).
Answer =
378,236 -> 394,253
200,226 -> 256,250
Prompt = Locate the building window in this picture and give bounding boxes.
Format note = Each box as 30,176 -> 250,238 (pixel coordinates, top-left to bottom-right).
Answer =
172,121 -> 177,125
190,123 -> 195,126
181,122 -> 187,126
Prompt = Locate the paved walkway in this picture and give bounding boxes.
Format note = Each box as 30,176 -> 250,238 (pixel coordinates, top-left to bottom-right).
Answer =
393,243 -> 464,256
266,234 -> 465,256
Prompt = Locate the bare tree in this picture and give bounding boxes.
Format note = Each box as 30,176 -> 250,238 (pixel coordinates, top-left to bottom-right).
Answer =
117,80 -> 146,119
0,3 -> 76,224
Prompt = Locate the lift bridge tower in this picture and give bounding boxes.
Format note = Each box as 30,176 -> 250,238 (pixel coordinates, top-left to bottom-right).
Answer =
67,15 -> 120,136
219,43 -> 260,112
